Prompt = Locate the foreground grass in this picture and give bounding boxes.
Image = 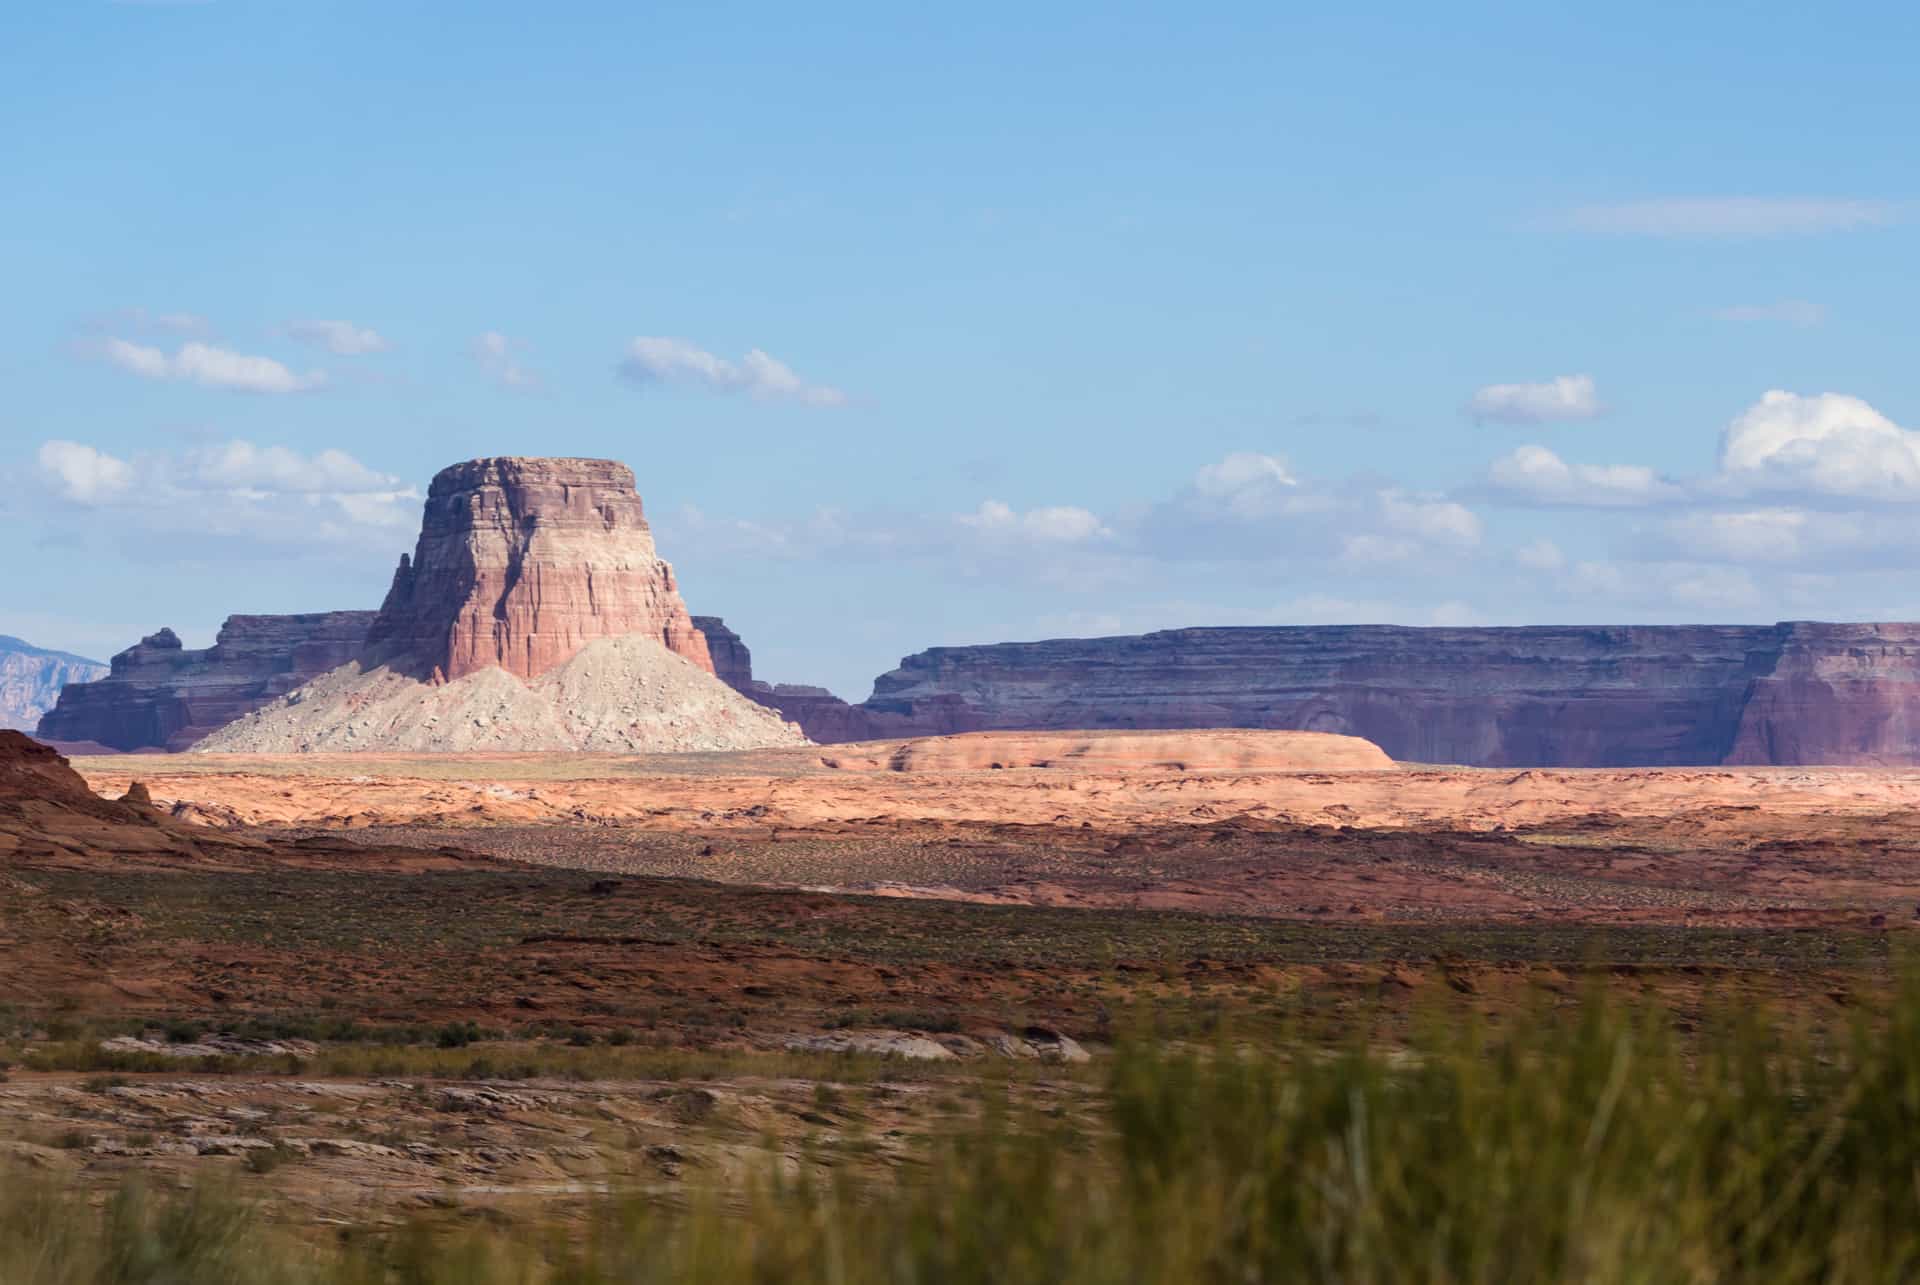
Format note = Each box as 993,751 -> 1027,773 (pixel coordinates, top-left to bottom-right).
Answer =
11,980 -> 1920,1282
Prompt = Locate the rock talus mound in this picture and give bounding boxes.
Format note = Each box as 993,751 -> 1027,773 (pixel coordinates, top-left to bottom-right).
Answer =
34,614 -> 376,751
195,633 -> 807,754
366,457 -> 713,681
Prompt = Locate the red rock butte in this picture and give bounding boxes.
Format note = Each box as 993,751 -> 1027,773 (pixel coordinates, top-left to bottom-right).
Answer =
364,457 -> 714,683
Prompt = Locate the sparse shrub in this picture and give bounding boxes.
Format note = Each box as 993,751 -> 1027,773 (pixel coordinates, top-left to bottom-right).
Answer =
243,1144 -> 298,1176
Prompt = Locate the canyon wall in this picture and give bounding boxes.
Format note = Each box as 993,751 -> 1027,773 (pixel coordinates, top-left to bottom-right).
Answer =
35,613 -> 376,752
840,622 -> 1920,767
367,457 -> 712,682
0,638 -> 106,734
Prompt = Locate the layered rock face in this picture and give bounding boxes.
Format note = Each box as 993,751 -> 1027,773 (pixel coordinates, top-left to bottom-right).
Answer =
35,614 -> 375,752
1726,623 -> 1920,765
692,616 -> 753,689
843,623 -> 1920,767
367,458 -> 712,682
0,637 -> 105,733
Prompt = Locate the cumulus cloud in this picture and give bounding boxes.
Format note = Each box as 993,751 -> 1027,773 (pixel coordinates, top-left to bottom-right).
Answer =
32,438 -> 418,551
1378,490 -> 1481,548
285,319 -> 390,355
471,331 -> 539,389
1482,445 -> 1682,508
1513,538 -> 1566,572
1712,301 -> 1827,326
619,337 -> 847,407
960,500 -> 1112,544
1714,390 -> 1920,501
98,338 -> 327,393
38,441 -> 133,504
1564,198 -> 1897,239
1466,374 -> 1602,425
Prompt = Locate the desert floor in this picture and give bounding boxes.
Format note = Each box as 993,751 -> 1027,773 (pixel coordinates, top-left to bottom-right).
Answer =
5,729 -> 1916,1227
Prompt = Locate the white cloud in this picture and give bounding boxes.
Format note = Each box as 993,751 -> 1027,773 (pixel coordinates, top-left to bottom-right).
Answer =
1466,374 -> 1602,424
185,441 -> 402,496
1483,445 -> 1681,507
1379,491 -> 1481,548
1711,300 -> 1827,327
619,337 -> 847,407
1566,559 -> 1763,613
99,338 -> 326,393
1193,451 -> 1297,496
1564,198 -> 1897,239
960,500 -> 1111,543
1514,538 -> 1566,572
471,331 -> 540,389
1715,390 -> 1920,501
285,319 -> 390,355
38,441 -> 133,505
32,438 -> 418,550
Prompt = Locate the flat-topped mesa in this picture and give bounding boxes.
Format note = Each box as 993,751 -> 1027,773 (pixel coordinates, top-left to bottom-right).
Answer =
366,457 -> 714,682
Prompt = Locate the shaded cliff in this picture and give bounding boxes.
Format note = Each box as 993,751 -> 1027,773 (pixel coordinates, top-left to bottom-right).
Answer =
0,637 -> 105,733
693,615 -> 977,743
848,623 -> 1920,766
35,614 -> 376,752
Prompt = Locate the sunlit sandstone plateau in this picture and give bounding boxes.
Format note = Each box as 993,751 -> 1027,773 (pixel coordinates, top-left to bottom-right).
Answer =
67,727 -> 1920,930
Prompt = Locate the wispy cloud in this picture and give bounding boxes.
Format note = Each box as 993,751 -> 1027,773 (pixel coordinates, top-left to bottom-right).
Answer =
619,337 -> 847,407
1710,300 -> 1828,326
33,438 -> 418,551
284,319 -> 390,355
83,307 -> 211,337
96,338 -> 326,393
1564,198 -> 1897,239
1480,444 -> 1681,507
1465,374 -> 1602,425
471,331 -> 540,389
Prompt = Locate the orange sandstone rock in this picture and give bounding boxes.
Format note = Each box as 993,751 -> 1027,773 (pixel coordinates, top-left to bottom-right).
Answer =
366,457 -> 713,682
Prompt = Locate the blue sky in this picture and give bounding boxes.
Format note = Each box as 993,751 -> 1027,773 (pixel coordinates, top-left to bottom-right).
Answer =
5,1 -> 1920,698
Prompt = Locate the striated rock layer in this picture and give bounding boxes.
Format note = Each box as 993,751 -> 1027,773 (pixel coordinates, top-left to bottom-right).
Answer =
0,637 -> 105,733
368,457 -> 712,682
828,623 -> 1920,767
35,614 -> 375,752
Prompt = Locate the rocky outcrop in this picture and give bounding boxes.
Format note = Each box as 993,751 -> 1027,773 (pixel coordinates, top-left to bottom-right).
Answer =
0,637 -> 105,733
817,729 -> 1394,773
836,623 -> 1920,767
35,614 -> 375,752
692,616 -> 753,689
1725,623 -> 1920,765
692,615 -> 972,743
367,457 -> 712,682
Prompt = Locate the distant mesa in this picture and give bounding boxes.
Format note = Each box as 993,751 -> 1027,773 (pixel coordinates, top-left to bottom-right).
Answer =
0,636 -> 106,735
36,615 -> 374,752
34,458 -> 1920,765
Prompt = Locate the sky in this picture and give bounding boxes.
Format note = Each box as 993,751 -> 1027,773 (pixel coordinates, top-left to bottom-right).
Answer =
4,2 -> 1920,700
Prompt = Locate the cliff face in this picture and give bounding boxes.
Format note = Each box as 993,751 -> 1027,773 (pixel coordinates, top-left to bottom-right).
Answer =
691,616 -> 753,689
35,614 -> 375,752
691,615 -> 954,742
842,623 -> 1920,767
1725,623 -> 1920,765
0,637 -> 106,733
367,457 -> 712,682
